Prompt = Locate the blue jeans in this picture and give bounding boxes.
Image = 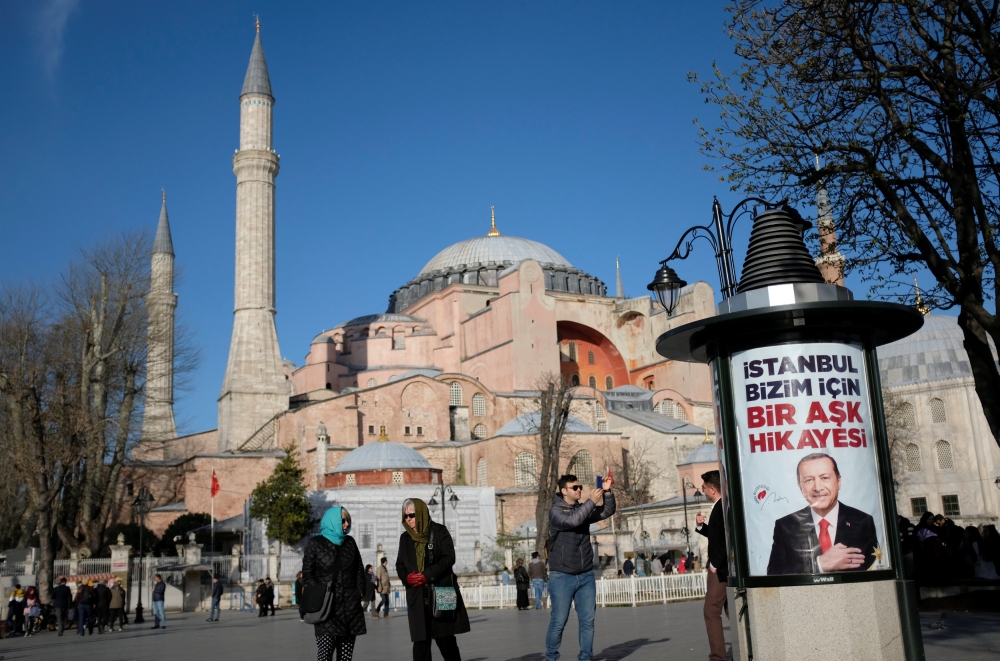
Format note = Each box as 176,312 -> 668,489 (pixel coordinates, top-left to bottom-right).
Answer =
210,597 -> 221,620
533,578 -> 546,609
545,571 -> 596,661
77,604 -> 93,635
152,600 -> 166,627
378,593 -> 390,616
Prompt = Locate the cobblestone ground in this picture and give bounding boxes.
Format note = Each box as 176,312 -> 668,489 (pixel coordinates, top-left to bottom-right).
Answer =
0,603 -> 994,660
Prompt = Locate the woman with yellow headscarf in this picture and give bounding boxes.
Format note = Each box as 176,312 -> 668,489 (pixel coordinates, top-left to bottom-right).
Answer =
396,497 -> 470,661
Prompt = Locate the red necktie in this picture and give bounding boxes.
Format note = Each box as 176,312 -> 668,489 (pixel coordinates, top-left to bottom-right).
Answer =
819,519 -> 832,554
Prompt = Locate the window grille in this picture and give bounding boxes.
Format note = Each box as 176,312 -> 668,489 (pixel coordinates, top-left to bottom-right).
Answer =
595,404 -> 606,420
936,440 -> 954,470
345,474 -> 356,486
910,497 -> 928,516
404,426 -> 411,435
900,402 -> 915,428
656,399 -> 688,421
367,425 -> 375,435
572,374 -> 580,387
392,471 -> 403,485
588,376 -> 597,389
605,376 -> 614,390
942,494 -> 961,517
588,350 -> 595,365
571,450 -> 594,483
930,398 -> 947,423
515,452 -> 538,487
477,459 -> 488,487
597,421 -> 607,432
357,523 -> 374,548
416,426 -> 423,436
473,424 -> 487,439
472,393 -> 486,417
449,382 -> 462,406
568,342 -> 577,362
393,333 -> 405,350
905,444 -> 922,472
367,378 -> 377,388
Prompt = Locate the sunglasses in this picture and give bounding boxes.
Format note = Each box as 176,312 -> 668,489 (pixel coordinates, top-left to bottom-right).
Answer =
567,485 -> 584,492
404,513 -> 416,519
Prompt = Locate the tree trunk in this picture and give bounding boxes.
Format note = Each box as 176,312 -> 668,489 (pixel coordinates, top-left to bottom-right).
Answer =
958,307 -> 1000,441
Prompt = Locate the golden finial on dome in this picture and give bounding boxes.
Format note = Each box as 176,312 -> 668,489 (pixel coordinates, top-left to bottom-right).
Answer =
704,428 -> 711,444
487,206 -> 500,237
913,276 -> 930,315
377,425 -> 389,442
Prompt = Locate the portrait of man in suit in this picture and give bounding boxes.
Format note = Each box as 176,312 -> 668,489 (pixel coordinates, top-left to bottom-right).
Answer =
766,453 -> 879,575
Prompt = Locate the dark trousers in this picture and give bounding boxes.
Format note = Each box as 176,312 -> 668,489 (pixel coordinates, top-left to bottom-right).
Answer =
108,608 -> 124,629
77,604 -> 93,635
413,636 -> 461,661
96,605 -> 109,630
704,570 -> 729,661
54,607 -> 67,634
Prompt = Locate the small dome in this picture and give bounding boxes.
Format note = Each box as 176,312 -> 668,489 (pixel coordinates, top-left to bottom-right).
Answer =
336,313 -> 425,329
680,443 -> 718,465
332,441 -> 433,473
420,235 -> 572,276
879,314 -> 979,387
496,412 -> 595,436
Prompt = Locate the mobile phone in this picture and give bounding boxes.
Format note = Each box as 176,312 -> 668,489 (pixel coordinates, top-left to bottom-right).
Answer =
596,475 -> 603,489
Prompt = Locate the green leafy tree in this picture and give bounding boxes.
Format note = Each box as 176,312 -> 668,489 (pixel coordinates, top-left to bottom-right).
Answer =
155,513 -> 212,554
249,445 -> 315,549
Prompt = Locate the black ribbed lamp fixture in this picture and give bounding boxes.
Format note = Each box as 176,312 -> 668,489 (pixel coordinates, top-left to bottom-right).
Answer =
647,261 -> 687,314
736,206 -> 822,293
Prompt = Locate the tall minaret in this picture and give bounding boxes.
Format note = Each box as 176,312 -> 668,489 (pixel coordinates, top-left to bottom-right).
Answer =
615,256 -> 625,300
218,22 -> 289,452
142,192 -> 178,441
815,158 -> 846,286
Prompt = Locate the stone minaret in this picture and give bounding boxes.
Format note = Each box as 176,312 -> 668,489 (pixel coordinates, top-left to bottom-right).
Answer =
142,192 -> 178,441
815,180 -> 846,286
218,23 -> 289,452
615,256 -> 625,299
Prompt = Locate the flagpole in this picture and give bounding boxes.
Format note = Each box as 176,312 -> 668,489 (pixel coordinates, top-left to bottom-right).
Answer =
211,466 -> 215,558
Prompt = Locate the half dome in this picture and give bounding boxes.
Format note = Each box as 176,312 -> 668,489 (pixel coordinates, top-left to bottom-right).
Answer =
420,235 -> 572,275
332,441 -> 433,473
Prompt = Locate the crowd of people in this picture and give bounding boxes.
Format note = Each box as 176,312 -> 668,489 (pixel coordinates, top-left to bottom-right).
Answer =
6,576 -> 128,638
900,511 -> 1000,582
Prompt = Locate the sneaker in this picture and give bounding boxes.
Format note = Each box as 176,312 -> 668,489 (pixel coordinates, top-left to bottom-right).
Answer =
151,626 -> 160,629
384,614 -> 392,619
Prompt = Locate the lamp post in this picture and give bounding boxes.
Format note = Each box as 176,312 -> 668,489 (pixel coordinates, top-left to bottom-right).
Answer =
651,198 -> 925,661
131,486 -> 155,624
428,485 -> 460,529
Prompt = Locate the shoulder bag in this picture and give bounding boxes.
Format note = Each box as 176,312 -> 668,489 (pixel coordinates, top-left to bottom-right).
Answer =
427,528 -> 458,622
302,541 -> 343,625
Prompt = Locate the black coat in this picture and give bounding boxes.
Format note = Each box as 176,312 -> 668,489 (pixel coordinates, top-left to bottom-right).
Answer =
547,491 -> 616,574
514,566 -> 530,588
52,584 -> 73,609
395,522 -> 471,643
302,534 -> 367,639
363,572 -> 376,602
94,583 -> 112,608
695,499 -> 728,582
767,502 -> 879,575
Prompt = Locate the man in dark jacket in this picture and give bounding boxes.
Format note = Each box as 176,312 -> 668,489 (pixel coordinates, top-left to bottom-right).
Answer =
545,471 -> 615,661
151,574 -> 166,629
264,577 -> 276,616
93,579 -> 112,634
293,571 -> 305,621
208,577 -> 223,622
255,580 -> 267,617
695,470 -> 728,661
52,577 -> 73,636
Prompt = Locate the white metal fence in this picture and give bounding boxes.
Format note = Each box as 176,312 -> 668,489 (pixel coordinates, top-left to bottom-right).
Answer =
461,572 -> 707,609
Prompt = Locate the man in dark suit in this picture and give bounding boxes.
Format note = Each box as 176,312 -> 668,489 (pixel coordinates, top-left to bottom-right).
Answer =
695,470 -> 728,661
767,453 -> 879,575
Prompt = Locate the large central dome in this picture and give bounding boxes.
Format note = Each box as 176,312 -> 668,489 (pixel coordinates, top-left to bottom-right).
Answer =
420,235 -> 572,275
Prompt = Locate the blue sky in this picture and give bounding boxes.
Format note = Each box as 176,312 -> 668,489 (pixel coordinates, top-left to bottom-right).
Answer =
1,1 -> 828,434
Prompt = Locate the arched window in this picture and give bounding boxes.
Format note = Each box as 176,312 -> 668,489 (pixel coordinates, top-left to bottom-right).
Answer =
597,421 -> 608,432
367,378 -> 377,388
595,403 -> 606,420
568,342 -> 577,362
393,328 -> 405,350
341,335 -> 351,354
588,350 -> 595,365
477,458 -> 488,487
515,452 -> 538,487
570,450 -> 594,484
605,376 -> 614,390
936,440 -> 954,470
900,402 -> 916,428
472,393 -> 486,417
325,382 -> 332,390
655,399 -> 688,421
473,424 -> 487,439
930,398 -> 947,423
449,382 -> 462,406
905,443 -> 922,472
571,374 -> 581,387
588,375 -> 597,389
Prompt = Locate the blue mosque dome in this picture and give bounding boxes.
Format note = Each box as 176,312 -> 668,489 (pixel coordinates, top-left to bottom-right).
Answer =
332,439 -> 433,473
420,235 -> 572,275
680,443 -> 718,465
878,314 -> 975,387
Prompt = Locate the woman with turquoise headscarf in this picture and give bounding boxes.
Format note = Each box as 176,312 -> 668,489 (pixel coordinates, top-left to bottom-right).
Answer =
303,506 -> 367,661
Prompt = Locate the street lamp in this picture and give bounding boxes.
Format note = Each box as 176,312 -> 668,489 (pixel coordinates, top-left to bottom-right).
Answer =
429,485 -> 460,528
131,486 -> 155,624
646,197 -> 805,313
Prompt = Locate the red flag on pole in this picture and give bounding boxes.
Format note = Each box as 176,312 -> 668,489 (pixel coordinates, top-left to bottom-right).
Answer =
211,469 -> 220,498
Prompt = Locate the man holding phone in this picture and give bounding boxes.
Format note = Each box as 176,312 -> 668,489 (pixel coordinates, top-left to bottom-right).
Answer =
545,470 -> 615,661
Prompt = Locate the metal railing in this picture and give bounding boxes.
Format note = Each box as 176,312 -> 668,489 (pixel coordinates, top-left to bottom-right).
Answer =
461,572 -> 707,609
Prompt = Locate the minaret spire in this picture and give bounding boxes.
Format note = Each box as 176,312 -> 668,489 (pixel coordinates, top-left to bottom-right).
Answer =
219,28 -> 288,452
615,256 -> 625,299
143,191 -> 178,442
814,156 -> 846,286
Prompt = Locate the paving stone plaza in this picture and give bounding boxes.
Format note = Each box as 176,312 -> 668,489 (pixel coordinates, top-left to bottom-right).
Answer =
0,602 -> 995,660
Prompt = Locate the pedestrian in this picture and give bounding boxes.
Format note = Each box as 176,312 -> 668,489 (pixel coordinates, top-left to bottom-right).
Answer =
643,554 -> 652,576
108,578 -> 126,632
636,554 -> 646,576
52,576 -> 73,636
208,576 -> 223,621
151,574 -> 166,629
651,555 -> 663,576
528,551 -> 548,609
24,587 -> 40,637
501,566 -> 511,585
362,564 -> 377,615
294,571 -> 305,621
265,577 -> 276,615
255,579 -> 268,616
622,556 -> 634,576
302,506 -> 367,661
677,556 -> 687,574
375,556 -> 392,620
94,578 -> 112,633
6,584 -> 24,636
514,558 -> 531,610
75,581 -> 95,635
695,470 -> 728,661
545,470 -> 616,661
396,497 -> 470,661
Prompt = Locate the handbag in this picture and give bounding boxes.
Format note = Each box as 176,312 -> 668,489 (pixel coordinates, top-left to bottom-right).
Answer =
427,528 -> 458,622
302,540 -> 343,625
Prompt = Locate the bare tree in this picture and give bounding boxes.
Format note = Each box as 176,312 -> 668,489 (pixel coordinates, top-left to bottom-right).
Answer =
882,388 -> 916,480
531,373 -> 574,555
605,444 -> 657,556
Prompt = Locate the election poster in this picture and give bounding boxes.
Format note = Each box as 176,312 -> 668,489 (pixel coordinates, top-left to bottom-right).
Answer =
730,341 -> 892,577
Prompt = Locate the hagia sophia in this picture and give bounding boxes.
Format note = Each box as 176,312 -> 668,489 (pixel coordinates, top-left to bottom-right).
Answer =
133,26 -> 1000,558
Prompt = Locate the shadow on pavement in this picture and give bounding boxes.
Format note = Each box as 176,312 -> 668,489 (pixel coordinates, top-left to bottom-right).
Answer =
505,654 -> 546,661
595,637 -> 671,661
